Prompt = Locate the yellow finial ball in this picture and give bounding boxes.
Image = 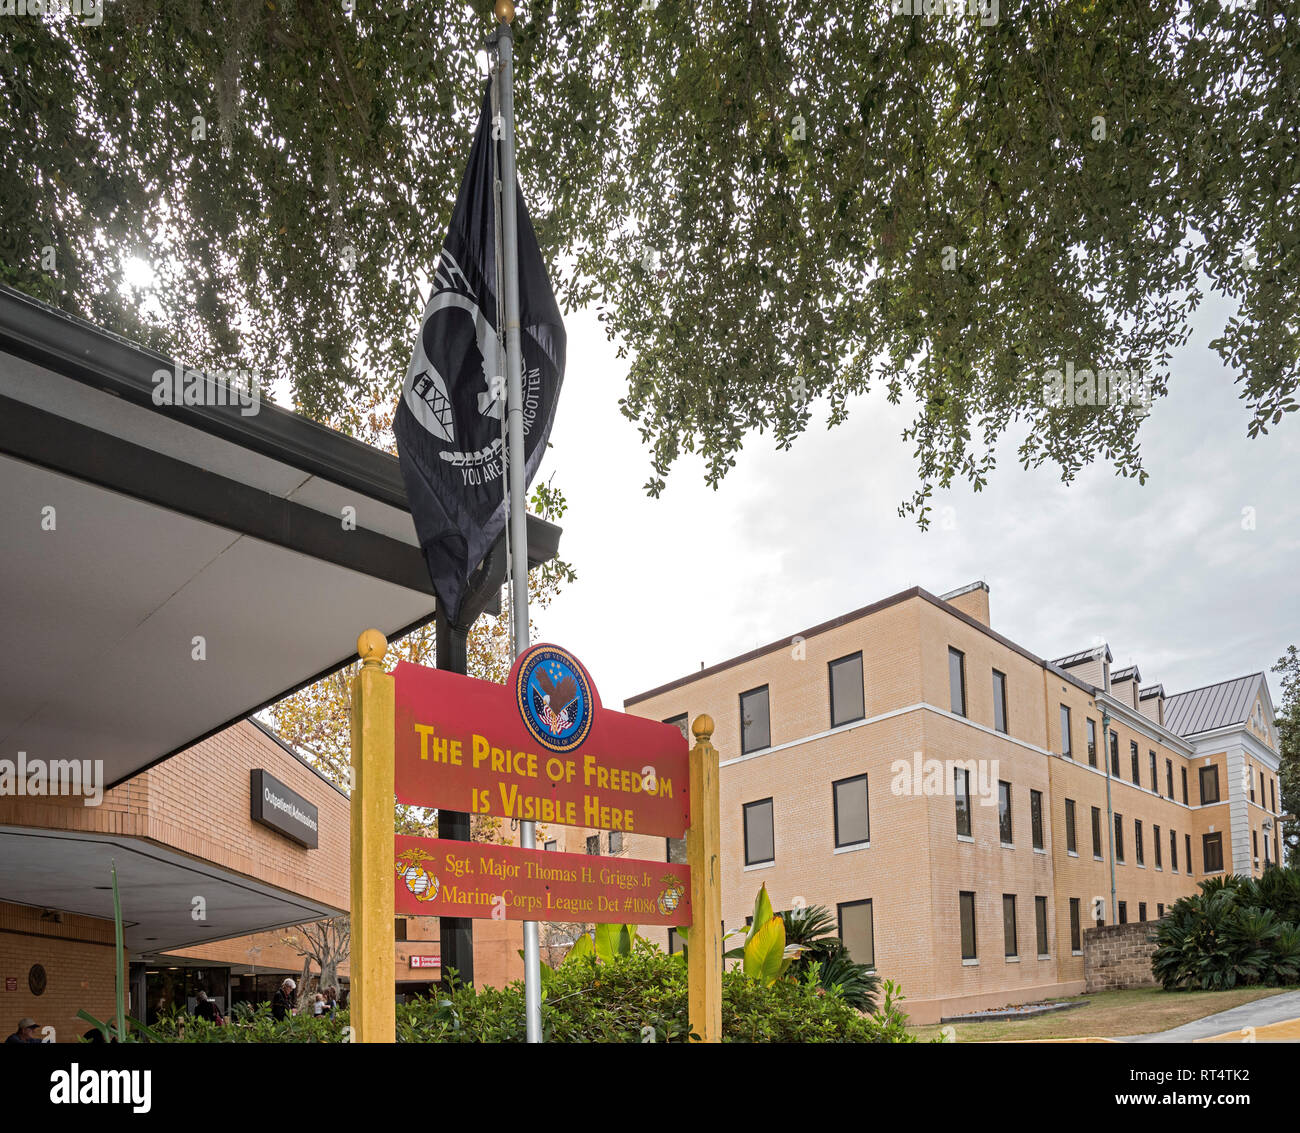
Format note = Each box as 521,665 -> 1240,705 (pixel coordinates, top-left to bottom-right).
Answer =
357,629 -> 388,665
692,714 -> 714,743
494,0 -> 515,24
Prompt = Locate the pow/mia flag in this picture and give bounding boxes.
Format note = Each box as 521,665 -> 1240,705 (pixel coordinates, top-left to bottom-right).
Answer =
394,83 -> 566,625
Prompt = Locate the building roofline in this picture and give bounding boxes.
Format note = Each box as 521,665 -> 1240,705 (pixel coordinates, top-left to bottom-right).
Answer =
1165,672 -> 1266,705
247,717 -> 351,800
625,585 -> 1097,707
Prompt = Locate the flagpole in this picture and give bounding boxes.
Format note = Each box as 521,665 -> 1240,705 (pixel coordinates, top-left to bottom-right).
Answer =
494,0 -> 544,1044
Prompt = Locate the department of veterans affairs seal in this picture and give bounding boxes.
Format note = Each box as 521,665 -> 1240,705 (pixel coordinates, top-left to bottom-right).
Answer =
516,645 -> 594,754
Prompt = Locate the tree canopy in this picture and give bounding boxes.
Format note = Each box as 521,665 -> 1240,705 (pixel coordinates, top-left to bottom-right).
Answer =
2,0 -> 1295,517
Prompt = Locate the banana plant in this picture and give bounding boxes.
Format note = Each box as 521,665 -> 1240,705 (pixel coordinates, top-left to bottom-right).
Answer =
721,884 -> 808,987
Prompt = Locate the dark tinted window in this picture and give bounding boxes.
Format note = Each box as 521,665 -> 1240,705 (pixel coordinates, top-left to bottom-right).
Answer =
743,798 -> 774,864
1059,704 -> 1071,756
1199,765 -> 1221,805
1065,799 -> 1077,853
1030,789 -> 1044,850
998,781 -> 1013,844
955,767 -> 972,837
1203,832 -> 1224,873
949,648 -> 966,716
829,653 -> 865,727
740,686 -> 771,754
833,774 -> 870,848
992,669 -> 1008,733
838,900 -> 875,968
960,892 -> 977,960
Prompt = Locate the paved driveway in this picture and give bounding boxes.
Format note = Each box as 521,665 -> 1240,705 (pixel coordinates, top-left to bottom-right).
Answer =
1118,990 -> 1300,1043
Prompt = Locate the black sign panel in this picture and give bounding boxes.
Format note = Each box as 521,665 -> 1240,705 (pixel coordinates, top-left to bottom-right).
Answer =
250,769 -> 319,848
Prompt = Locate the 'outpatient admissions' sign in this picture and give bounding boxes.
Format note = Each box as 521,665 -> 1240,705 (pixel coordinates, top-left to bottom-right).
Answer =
394,645 -> 690,837
395,834 -> 692,926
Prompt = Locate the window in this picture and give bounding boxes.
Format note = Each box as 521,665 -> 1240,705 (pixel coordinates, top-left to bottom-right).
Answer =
1265,831 -> 1271,866
608,831 -> 623,854
1135,819 -> 1144,866
1139,902 -> 1147,922
1065,798 -> 1077,854
1253,829 -> 1259,863
1114,812 -> 1125,863
1035,896 -> 1049,956
1157,903 -> 1164,918
949,648 -> 967,717
586,835 -> 600,855
1260,771 -> 1267,807
993,670 -> 1008,734
1170,829 -> 1178,872
1149,750 -> 1158,793
1059,704 -> 1071,757
1199,765 -> 1221,805
1110,731 -> 1120,776
1069,898 -> 1082,952
955,766 -> 972,838
1030,789 -> 1044,850
666,837 -> 687,864
740,686 -> 771,754
1091,806 -> 1103,859
1250,767 -> 1256,802
668,927 -> 683,955
1181,767 -> 1189,804
1087,718 -> 1097,766
1203,832 -> 1224,873
1130,741 -> 1140,784
960,892 -> 977,960
833,774 -> 870,848
743,798 -> 774,865
998,781 -> 1013,845
1186,834 -> 1192,874
544,840 -> 557,852
1166,759 -> 1174,798
1154,824 -> 1162,869
1003,895 -> 1018,957
837,900 -> 875,968
1270,778 -> 1277,813
829,653 -> 865,727
1118,901 -> 1127,924
663,713 -> 689,741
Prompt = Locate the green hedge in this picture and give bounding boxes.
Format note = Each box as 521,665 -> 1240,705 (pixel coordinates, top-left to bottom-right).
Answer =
1151,867 -> 1300,991
147,947 -> 919,1043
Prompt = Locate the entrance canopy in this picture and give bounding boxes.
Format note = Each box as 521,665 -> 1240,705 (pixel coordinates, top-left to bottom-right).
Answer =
0,286 -> 560,788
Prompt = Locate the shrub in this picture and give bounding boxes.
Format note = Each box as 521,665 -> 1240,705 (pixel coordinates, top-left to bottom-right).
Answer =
1152,866 -> 1300,991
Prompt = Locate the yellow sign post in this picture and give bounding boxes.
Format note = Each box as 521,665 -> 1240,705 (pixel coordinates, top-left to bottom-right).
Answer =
349,630 -> 395,1042
686,714 -> 722,1043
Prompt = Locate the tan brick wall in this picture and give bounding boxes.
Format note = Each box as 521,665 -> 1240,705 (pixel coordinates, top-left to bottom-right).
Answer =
1083,919 -> 1161,992
0,900 -> 121,1043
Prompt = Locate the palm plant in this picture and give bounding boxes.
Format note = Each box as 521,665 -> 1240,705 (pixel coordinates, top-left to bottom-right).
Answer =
776,902 -> 880,1012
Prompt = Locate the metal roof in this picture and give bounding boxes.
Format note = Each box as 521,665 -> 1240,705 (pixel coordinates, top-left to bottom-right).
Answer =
1139,683 -> 1165,700
1052,644 -> 1112,668
1112,665 -> 1141,682
1164,673 -> 1264,738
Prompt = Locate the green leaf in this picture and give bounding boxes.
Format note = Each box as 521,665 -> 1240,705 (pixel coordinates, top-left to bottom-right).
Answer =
749,883 -> 774,938
742,915 -> 786,986
563,933 -> 595,965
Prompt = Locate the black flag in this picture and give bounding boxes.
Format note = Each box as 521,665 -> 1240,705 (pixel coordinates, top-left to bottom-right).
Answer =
394,84 -> 566,625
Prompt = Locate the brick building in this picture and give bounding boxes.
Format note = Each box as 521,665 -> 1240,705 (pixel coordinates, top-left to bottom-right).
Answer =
593,582 -> 1283,1024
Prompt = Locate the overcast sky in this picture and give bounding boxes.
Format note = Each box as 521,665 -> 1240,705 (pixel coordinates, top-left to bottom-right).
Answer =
535,288 -> 1299,715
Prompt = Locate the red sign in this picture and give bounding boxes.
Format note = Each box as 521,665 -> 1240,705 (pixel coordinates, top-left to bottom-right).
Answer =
408,955 -> 439,969
395,835 -> 692,927
394,645 -> 691,838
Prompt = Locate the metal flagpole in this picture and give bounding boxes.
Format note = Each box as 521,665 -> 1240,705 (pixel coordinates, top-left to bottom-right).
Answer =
493,0 -> 543,1044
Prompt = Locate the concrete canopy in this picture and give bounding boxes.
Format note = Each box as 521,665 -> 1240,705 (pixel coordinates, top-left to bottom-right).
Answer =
0,285 -> 560,789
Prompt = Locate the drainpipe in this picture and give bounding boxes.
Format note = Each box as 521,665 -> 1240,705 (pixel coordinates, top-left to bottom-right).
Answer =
1102,706 -> 1116,924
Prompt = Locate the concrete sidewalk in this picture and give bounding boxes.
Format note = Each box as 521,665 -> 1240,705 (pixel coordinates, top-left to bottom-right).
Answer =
1118,990 -> 1300,1043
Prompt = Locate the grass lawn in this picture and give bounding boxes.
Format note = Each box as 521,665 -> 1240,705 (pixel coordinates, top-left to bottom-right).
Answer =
909,986 -> 1291,1042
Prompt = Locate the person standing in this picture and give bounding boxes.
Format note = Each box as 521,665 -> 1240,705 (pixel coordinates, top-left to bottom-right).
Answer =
271,977 -> 296,1021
